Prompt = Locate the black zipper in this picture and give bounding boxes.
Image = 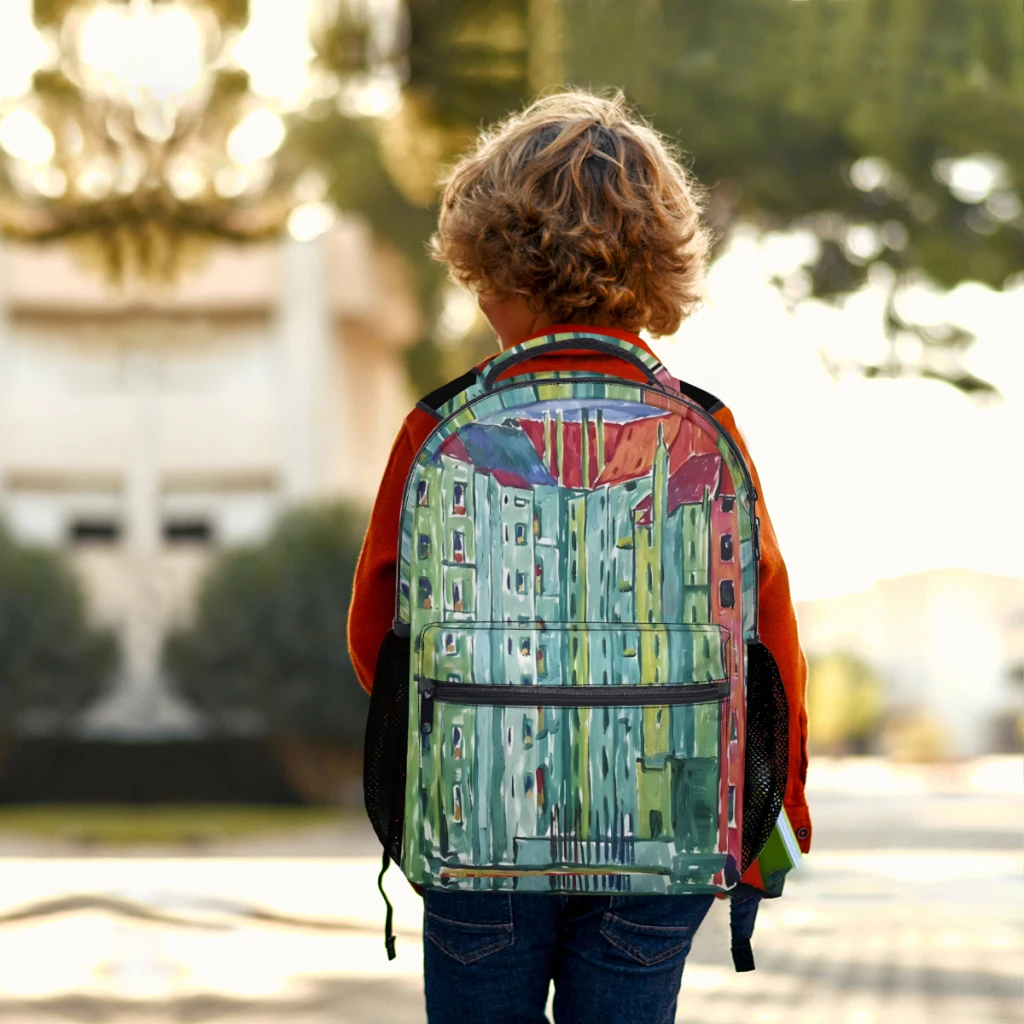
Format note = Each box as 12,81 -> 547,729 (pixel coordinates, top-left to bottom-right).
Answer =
394,374 -> 759,629
417,679 -> 729,734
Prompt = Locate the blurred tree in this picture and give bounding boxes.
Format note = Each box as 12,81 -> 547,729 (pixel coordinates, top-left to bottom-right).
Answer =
300,0 -> 1022,396
806,650 -> 884,755
0,527 -> 116,734
164,504 -> 369,802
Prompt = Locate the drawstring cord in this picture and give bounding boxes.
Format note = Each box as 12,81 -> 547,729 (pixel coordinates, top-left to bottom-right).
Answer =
378,848 -> 396,960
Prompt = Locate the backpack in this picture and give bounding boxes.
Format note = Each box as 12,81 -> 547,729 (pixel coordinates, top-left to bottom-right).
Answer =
363,333 -> 792,967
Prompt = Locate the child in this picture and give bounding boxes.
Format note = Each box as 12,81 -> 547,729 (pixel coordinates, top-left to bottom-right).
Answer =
349,89 -> 810,1024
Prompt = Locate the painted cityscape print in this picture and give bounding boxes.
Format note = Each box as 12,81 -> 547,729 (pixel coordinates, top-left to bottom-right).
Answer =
398,376 -> 756,893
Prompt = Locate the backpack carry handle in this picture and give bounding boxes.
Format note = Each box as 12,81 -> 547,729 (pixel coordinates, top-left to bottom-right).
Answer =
481,334 -> 670,391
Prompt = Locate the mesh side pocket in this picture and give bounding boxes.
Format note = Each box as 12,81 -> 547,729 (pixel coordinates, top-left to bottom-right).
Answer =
363,630 -> 410,865
741,641 -> 789,872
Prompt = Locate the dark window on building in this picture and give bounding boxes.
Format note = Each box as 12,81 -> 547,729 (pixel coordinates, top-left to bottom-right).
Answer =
163,519 -> 212,544
445,632 -> 457,654
69,518 -> 122,544
515,523 -> 527,545
720,579 -> 735,609
452,580 -> 464,612
452,482 -> 466,514
720,496 -> 734,513
721,533 -> 733,562
533,510 -> 541,536
417,479 -> 429,506
535,561 -> 543,594
452,531 -> 465,562
417,578 -> 432,609
515,571 -> 527,594
418,534 -> 430,559
520,638 -> 531,656
728,785 -> 737,826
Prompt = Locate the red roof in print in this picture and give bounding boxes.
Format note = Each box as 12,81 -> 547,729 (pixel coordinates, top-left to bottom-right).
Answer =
634,452 -> 724,525
594,416 -> 680,486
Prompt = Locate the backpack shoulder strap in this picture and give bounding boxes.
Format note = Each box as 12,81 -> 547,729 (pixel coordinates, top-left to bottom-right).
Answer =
416,368 -> 484,420
677,379 -> 724,415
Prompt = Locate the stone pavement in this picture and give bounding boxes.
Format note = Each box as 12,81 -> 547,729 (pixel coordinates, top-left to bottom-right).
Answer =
0,758 -> 1020,1023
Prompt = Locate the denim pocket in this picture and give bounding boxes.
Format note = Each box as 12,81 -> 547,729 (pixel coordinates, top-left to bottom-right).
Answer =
600,896 -> 709,967
424,892 -> 515,965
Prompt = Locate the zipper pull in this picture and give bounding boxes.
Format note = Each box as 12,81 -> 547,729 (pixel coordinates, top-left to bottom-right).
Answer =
418,679 -> 436,734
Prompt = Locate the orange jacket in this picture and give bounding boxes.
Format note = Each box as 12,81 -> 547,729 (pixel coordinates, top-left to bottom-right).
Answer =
348,327 -> 811,854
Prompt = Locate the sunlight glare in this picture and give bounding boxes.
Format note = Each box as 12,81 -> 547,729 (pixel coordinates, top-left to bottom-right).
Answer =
0,0 -> 53,100
0,108 -> 55,164
227,109 -> 286,165
78,3 -> 205,103
232,0 -> 316,109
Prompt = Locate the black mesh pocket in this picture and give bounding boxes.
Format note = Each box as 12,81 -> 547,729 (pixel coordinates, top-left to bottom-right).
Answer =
741,641 -> 789,873
363,629 -> 410,865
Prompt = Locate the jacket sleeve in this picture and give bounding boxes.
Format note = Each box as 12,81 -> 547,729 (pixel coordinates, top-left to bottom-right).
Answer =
347,420 -> 419,693
714,406 -> 812,854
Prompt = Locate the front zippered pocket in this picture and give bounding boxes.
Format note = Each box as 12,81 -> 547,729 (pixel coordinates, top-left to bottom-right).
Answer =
406,621 -> 735,891
418,678 -> 729,733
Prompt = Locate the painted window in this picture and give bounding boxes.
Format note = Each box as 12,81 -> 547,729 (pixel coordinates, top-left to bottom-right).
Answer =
720,579 -> 736,609
537,647 -> 547,676
452,784 -> 463,824
533,510 -> 541,536
453,530 -> 465,563
535,560 -> 543,594
728,785 -> 737,826
521,674 -> 532,688
523,772 -> 534,793
418,534 -> 430,559
507,637 -> 513,655
514,495 -> 529,507
447,672 -> 462,683
731,709 -> 739,742
721,533 -> 733,562
515,523 -> 527,545
452,580 -> 464,612
515,571 -> 527,594
721,496 -> 735,513
452,482 -> 466,514
417,479 -> 429,506
504,523 -> 509,543
417,578 -> 432,609
504,570 -> 511,592
520,638 -> 531,656
445,632 -> 457,654
452,725 -> 463,759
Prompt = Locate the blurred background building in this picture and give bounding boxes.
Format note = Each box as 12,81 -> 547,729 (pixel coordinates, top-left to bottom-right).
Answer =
0,226 -> 417,736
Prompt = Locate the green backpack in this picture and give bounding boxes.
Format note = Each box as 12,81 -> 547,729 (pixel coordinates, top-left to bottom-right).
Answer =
364,334 -> 791,966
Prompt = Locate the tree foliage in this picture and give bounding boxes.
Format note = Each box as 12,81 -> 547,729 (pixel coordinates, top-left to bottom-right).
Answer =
165,504 -> 369,744
0,527 -> 116,732
297,0 -> 1023,396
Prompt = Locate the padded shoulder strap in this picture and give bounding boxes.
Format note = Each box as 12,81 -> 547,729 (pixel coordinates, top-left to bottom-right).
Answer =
416,368 -> 482,419
677,379 -> 724,415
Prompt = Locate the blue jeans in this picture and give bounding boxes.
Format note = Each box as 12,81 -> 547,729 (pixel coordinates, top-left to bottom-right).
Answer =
422,890 -> 714,1024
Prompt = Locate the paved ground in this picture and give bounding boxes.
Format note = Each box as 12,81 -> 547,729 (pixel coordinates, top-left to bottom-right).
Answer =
0,758 -> 1020,1023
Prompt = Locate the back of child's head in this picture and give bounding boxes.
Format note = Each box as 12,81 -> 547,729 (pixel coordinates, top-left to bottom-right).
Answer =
432,89 -> 711,337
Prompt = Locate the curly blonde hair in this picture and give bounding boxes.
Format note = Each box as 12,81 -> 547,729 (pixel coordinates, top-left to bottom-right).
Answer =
431,89 -> 711,337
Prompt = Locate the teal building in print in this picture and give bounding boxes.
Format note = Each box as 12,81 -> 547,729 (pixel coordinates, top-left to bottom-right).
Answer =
406,401 -> 738,891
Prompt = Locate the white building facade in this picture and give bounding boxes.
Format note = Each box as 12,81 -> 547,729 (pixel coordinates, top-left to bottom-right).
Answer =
0,221 -> 418,737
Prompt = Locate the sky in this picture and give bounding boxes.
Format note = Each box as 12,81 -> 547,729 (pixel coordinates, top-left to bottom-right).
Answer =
650,229 -> 1023,603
